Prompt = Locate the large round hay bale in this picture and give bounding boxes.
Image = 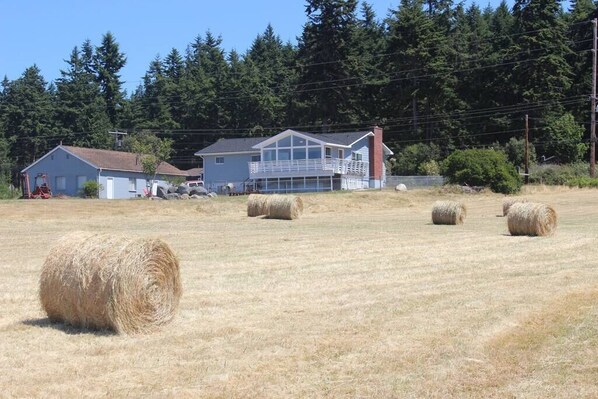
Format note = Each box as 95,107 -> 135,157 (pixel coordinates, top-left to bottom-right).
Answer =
267,194 -> 303,220
502,197 -> 528,216
247,194 -> 270,217
507,202 -> 557,236
39,232 -> 182,334
431,200 -> 466,225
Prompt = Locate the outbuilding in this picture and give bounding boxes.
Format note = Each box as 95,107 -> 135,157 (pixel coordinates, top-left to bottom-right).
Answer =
22,145 -> 187,199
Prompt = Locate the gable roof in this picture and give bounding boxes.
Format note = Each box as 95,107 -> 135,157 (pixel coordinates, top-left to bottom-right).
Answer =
23,145 -> 187,176
193,129 -> 394,156
302,130 -> 373,147
194,137 -> 264,156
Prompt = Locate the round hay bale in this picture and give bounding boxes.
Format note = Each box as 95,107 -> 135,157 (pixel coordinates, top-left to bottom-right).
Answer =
395,184 -> 407,192
431,200 -> 466,225
507,202 -> 557,236
39,232 -> 182,334
267,194 -> 303,220
502,197 -> 528,216
247,194 -> 270,217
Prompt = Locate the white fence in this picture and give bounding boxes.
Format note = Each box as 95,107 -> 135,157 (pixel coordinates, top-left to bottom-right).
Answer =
249,159 -> 369,178
386,176 -> 445,188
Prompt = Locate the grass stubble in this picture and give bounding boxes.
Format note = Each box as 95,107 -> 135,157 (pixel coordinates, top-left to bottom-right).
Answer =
0,186 -> 596,398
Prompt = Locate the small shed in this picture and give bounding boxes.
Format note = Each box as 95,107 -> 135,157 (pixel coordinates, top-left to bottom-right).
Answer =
22,145 -> 187,199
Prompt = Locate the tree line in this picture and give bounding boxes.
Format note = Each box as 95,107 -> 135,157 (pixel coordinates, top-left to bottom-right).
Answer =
1,0 -> 597,183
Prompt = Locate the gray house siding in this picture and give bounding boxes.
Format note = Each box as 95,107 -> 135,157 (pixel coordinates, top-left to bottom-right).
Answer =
23,147 -> 180,199
23,147 -> 97,197
202,153 -> 258,192
197,129 -> 391,194
349,137 -> 370,164
98,171 -> 149,199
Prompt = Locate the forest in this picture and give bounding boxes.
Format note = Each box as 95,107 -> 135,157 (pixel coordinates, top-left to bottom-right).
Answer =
0,0 -> 597,185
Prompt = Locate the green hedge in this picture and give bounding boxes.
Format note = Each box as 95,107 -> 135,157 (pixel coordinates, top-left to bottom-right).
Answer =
442,149 -> 522,194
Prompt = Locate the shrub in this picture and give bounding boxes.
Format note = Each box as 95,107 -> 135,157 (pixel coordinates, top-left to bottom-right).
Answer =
80,180 -> 102,198
567,176 -> 598,188
504,137 -> 536,169
529,162 -> 589,185
543,113 -> 588,163
442,149 -> 522,194
0,183 -> 19,199
418,160 -> 441,176
393,143 -> 441,175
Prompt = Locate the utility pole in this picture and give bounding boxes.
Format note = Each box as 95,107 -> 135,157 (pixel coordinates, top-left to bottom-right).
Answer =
590,18 -> 597,178
109,131 -> 127,149
524,114 -> 529,184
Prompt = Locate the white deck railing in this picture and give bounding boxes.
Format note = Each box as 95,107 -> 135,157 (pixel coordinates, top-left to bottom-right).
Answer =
249,158 -> 369,177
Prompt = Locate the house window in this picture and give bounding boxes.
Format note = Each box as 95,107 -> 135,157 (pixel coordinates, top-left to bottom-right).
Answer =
278,136 -> 292,147
76,176 -> 87,189
55,176 -> 66,190
251,155 -> 261,162
308,148 -> 322,159
215,157 -> 224,165
352,152 -> 363,161
293,148 -> 306,160
338,149 -> 344,159
325,147 -> 332,158
263,150 -> 276,162
278,149 -> 291,161
128,178 -> 136,192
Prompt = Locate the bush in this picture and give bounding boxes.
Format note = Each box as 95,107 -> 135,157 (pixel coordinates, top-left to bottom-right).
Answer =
567,176 -> 598,188
504,137 -> 536,169
418,160 -> 441,176
529,162 -> 589,185
80,180 -> 102,198
442,149 -> 522,194
543,113 -> 588,163
0,183 -> 20,199
393,143 -> 441,175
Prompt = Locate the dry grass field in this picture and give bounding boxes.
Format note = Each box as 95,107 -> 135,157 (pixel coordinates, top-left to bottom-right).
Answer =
0,186 -> 596,398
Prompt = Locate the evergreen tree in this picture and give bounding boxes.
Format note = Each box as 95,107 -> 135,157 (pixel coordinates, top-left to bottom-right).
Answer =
93,32 -> 127,126
297,0 -> 359,126
566,0 -> 597,129
138,55 -> 178,129
2,66 -> 56,169
243,24 -> 291,131
351,2 -> 386,122
55,46 -> 112,149
511,0 -> 573,136
385,0 -> 462,148
162,48 -> 186,124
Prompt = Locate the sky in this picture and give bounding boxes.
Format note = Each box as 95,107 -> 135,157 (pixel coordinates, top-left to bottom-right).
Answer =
1,0 -> 519,95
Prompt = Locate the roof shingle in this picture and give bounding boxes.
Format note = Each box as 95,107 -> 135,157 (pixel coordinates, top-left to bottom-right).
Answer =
62,146 -> 187,176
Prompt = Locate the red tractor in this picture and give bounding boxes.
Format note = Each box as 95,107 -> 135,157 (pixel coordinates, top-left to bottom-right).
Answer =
21,173 -> 52,199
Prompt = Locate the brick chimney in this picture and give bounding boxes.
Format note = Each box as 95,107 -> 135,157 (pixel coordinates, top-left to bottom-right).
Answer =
368,126 -> 383,185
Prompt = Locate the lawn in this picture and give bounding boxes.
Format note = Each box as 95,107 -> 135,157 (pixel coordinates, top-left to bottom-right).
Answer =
0,186 -> 596,398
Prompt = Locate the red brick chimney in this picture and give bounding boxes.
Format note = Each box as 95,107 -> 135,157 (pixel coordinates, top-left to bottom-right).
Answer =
369,126 -> 383,183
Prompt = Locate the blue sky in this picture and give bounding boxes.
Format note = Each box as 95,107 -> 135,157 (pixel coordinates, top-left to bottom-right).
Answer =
1,0 -> 519,94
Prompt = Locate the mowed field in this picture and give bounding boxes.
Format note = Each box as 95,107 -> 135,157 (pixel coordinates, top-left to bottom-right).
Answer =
0,187 -> 597,398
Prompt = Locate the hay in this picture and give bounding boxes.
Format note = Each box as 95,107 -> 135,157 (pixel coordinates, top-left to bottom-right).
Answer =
267,194 -> 304,220
507,202 -> 557,236
247,194 -> 270,217
39,232 -> 182,334
431,200 -> 466,225
502,197 -> 528,216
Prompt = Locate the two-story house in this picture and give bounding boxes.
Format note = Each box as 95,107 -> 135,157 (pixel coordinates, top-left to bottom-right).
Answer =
195,127 -> 393,193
